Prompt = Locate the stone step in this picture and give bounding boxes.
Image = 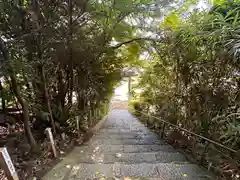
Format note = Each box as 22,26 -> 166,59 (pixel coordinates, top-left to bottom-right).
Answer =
71,151 -> 188,164
85,138 -> 166,145
92,134 -> 160,140
95,132 -> 158,138
98,129 -> 152,133
61,163 -> 214,180
102,126 -> 146,129
42,110 -> 215,180
74,144 -> 176,153
92,135 -> 161,141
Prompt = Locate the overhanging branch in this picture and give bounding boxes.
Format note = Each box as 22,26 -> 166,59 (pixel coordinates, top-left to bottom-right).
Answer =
112,37 -> 163,49
112,38 -> 143,49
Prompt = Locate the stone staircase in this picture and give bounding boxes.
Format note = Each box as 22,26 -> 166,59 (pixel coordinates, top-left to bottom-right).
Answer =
43,109 -> 215,180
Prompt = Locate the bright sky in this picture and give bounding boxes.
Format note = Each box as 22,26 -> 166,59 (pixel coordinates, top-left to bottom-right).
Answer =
193,0 -> 211,11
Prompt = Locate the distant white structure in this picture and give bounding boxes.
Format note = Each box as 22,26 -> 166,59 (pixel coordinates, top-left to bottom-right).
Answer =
113,79 -> 129,101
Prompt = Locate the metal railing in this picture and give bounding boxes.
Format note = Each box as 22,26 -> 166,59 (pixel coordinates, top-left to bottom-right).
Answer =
137,111 -> 237,156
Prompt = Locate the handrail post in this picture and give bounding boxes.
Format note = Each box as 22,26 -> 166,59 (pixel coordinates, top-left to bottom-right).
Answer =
151,117 -> 155,129
160,122 -> 166,138
148,115 -> 151,126
200,141 -> 209,164
144,114 -> 148,125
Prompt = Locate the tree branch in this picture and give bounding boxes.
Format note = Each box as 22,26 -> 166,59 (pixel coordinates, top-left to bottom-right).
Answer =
112,37 -> 163,49
112,38 -> 143,49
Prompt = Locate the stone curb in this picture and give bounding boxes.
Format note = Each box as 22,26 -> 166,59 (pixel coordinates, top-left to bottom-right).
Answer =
91,113 -> 109,134
83,111 -> 111,143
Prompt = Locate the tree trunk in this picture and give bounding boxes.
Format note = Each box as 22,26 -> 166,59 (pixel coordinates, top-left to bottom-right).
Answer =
0,38 -> 37,151
67,0 -> 73,107
10,75 -> 37,150
40,66 -> 57,134
57,71 -> 67,110
176,57 -> 180,94
31,0 -> 57,134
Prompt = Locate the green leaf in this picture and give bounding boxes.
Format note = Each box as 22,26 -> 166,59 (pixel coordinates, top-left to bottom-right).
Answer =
210,0 -> 227,6
161,12 -> 182,31
233,11 -> 239,25
23,0 -> 28,8
115,0 -> 133,11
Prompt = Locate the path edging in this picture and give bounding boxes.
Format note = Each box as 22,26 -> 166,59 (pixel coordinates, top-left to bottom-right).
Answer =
83,111 -> 110,142
91,113 -> 109,134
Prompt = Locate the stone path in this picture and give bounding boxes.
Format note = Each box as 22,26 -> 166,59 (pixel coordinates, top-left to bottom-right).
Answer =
43,109 -> 214,180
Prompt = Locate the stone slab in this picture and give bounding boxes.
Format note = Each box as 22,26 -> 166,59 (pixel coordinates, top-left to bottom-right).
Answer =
71,152 -> 187,164
74,145 -> 176,154
86,139 -> 166,146
43,110 -> 214,180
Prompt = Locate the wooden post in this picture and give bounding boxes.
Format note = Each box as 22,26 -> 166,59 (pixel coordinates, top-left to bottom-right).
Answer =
88,110 -> 92,126
91,109 -> 93,120
98,109 -> 101,117
61,132 -> 66,141
104,103 -> 107,115
95,109 -> 98,120
103,104 -> 106,114
45,128 -> 57,158
76,116 -> 80,137
0,147 -> 19,180
149,116 -> 152,127
145,115 -> 148,125
96,109 -> 98,122
94,109 -> 97,124
150,116 -> 155,128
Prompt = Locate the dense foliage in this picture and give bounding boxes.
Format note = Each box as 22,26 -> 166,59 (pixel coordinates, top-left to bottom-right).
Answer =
132,1 -> 240,178
1,0 -> 239,177
0,0 -> 170,151
134,0 -> 240,149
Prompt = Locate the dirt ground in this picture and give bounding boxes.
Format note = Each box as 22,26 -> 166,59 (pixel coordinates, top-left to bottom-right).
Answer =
0,126 -> 87,180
